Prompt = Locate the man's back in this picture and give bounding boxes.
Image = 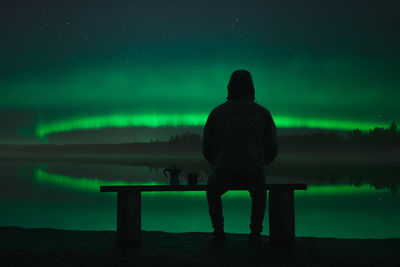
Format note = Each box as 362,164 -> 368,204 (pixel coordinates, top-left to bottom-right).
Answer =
203,69 -> 278,242
203,99 -> 278,178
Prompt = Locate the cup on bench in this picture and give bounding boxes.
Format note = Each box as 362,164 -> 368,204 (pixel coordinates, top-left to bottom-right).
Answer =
187,173 -> 198,185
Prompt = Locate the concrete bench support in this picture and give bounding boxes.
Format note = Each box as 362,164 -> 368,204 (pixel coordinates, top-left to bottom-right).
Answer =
117,191 -> 141,246
269,188 -> 295,244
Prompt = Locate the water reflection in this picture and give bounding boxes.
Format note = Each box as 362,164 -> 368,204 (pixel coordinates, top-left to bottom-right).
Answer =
35,168 -> 163,192
35,165 -> 391,196
35,161 -> 400,195
0,161 -> 399,238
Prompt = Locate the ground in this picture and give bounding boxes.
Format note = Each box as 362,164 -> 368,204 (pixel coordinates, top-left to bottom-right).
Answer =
0,227 -> 399,266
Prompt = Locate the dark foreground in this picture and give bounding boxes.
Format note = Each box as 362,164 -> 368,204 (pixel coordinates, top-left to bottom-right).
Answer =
0,227 -> 399,266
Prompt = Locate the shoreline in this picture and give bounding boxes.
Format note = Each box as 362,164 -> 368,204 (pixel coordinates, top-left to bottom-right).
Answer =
1,227 -> 399,266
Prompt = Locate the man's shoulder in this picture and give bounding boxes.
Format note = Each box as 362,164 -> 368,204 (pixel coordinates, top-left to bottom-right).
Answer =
252,102 -> 272,117
248,101 -> 268,111
209,102 -> 229,115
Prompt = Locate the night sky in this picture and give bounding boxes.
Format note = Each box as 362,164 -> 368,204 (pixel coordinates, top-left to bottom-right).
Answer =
1,0 -> 399,144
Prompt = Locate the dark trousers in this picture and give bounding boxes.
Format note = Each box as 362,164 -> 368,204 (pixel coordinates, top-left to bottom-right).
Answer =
206,174 -> 267,233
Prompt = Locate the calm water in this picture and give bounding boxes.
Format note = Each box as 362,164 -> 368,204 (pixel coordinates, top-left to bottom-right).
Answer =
0,160 -> 399,238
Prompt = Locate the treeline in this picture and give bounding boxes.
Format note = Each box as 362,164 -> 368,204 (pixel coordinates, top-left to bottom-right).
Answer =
348,122 -> 399,144
165,122 -> 400,147
280,122 -> 400,146
167,132 -> 202,145
147,132 -> 202,145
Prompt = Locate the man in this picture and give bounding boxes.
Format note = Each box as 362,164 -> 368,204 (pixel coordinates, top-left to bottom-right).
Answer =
203,70 -> 278,243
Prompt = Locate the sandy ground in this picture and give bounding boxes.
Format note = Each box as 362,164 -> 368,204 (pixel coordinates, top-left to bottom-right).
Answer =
1,227 -> 399,266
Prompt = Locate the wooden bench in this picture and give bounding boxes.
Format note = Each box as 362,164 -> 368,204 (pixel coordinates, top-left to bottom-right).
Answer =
100,184 -> 307,246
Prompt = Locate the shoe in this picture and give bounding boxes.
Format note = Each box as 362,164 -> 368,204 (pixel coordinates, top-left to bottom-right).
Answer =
248,232 -> 263,246
209,229 -> 226,244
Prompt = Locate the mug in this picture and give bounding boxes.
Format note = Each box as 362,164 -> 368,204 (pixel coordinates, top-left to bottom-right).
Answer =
187,173 -> 198,185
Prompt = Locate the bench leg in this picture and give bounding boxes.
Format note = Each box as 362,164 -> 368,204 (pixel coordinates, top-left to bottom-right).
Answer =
116,191 -> 141,246
268,188 -> 295,245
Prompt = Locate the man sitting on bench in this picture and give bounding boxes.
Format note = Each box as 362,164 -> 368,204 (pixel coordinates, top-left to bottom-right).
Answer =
203,70 -> 278,243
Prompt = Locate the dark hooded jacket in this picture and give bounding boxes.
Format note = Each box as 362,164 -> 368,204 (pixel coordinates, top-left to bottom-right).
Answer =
202,70 -> 278,182
203,100 -> 278,180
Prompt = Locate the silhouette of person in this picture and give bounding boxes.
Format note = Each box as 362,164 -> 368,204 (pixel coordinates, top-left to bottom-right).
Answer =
203,70 -> 278,242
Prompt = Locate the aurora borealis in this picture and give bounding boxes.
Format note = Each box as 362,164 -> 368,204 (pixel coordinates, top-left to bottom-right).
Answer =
36,113 -> 389,138
1,0 -> 400,143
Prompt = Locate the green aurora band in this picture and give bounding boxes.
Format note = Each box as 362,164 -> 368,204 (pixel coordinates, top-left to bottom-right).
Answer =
35,167 -> 390,196
35,113 -> 392,138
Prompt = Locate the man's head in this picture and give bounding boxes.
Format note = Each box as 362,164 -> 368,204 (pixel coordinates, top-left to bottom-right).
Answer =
227,70 -> 255,101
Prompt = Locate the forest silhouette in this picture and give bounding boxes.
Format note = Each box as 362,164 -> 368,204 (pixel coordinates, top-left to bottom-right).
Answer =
163,122 -> 400,147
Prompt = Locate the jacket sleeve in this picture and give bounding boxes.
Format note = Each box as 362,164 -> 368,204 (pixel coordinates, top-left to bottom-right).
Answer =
264,111 -> 278,165
202,111 -> 215,164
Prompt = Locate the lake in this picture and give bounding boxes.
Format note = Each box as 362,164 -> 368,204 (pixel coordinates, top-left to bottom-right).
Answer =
0,160 -> 399,238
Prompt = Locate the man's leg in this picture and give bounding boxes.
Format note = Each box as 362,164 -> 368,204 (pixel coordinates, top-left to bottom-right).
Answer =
206,186 -> 227,233
249,187 -> 267,235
